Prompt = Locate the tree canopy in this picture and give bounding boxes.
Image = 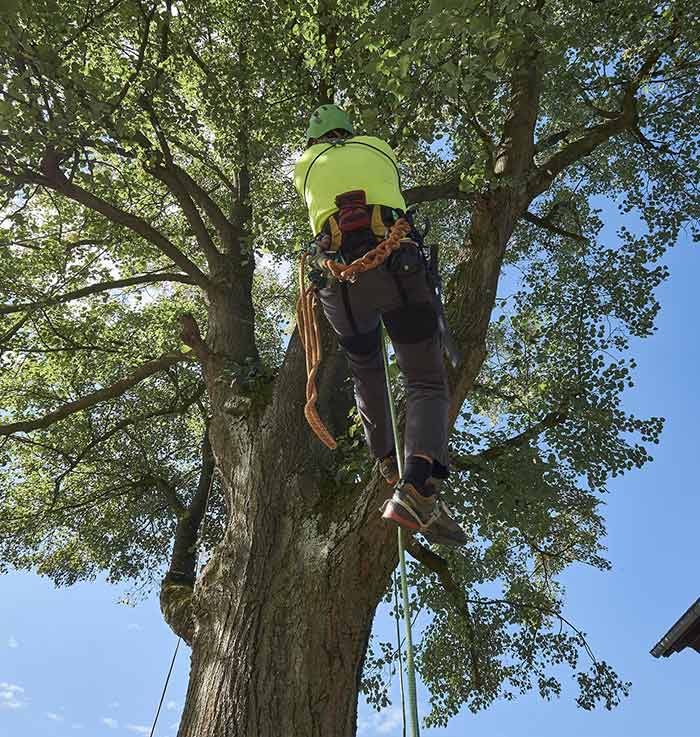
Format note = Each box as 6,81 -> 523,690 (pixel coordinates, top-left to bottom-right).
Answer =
1,0 -> 698,729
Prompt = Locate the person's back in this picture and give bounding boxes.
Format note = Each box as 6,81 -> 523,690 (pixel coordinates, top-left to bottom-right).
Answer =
294,134 -> 406,236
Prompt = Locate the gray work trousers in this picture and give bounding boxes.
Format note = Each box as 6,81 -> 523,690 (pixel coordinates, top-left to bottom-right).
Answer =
317,245 -> 450,469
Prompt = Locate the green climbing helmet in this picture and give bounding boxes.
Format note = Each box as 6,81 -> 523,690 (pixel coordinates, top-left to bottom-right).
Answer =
305,104 -> 354,140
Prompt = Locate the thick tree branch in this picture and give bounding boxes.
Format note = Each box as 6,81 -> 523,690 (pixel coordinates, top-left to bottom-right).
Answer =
156,477 -> 187,517
530,26 -> 680,198
151,161 -> 223,267
461,99 -> 496,163
171,164 -> 239,254
0,272 -> 194,315
534,128 -> 571,154
494,45 -> 542,178
529,115 -> 634,198
443,27 -> 545,427
159,578 -> 196,644
160,428 -> 216,644
171,138 -> 238,197
0,350 -> 195,436
521,211 -> 587,243
23,152 -> 213,291
403,179 -> 475,205
179,313 -> 210,365
0,314 -> 29,344
145,107 -> 224,268
451,404 -> 569,471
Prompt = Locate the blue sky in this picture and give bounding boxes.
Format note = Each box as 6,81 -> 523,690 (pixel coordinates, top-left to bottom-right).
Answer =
1,207 -> 699,737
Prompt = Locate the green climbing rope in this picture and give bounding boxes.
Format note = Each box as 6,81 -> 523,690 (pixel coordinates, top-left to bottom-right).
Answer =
381,320 -> 421,737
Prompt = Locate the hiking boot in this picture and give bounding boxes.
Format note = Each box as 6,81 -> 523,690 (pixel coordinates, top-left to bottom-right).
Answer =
416,478 -> 468,547
381,480 -> 467,547
378,454 -> 400,486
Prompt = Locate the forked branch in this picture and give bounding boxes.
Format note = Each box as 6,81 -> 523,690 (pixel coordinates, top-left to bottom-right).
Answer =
0,351 -> 195,436
530,23 -> 681,198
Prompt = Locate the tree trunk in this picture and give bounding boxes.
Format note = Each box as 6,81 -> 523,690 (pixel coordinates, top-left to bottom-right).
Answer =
175,327 -> 399,737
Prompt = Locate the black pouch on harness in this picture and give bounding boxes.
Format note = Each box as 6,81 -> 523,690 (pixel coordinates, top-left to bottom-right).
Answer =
335,190 -> 371,232
386,241 -> 424,275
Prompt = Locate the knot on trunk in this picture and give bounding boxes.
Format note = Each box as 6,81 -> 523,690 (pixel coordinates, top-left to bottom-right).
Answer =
160,576 -> 196,645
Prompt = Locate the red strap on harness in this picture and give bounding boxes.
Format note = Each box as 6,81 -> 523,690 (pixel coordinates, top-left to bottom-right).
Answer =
334,189 -> 371,233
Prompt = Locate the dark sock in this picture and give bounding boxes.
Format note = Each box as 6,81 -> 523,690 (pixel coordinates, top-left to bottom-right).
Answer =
403,456 -> 433,496
431,459 -> 449,480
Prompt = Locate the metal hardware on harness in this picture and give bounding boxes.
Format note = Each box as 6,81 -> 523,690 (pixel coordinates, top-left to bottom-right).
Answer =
323,218 -> 412,283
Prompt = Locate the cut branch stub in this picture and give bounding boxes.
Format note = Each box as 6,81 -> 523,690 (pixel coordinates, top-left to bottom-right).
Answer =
179,313 -> 210,365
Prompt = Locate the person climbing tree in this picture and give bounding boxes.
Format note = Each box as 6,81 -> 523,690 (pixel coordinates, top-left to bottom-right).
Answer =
294,103 -> 467,546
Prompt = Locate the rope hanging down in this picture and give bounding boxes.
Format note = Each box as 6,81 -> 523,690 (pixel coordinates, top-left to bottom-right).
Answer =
381,321 -> 421,737
295,217 -> 412,449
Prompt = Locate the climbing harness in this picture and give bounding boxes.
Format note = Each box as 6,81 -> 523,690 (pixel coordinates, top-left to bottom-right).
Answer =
295,216 -> 412,450
381,320 -> 421,737
324,217 -> 411,282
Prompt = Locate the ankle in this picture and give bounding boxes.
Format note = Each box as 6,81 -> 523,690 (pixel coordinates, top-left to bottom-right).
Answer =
404,455 -> 431,486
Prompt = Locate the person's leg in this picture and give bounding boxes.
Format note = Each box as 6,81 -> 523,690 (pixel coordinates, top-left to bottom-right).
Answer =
338,324 -> 395,460
382,300 -> 450,478
316,274 -> 394,461
376,251 -> 466,545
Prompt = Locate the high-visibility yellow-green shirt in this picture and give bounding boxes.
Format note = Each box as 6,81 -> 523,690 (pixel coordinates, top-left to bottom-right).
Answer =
293,135 -> 407,235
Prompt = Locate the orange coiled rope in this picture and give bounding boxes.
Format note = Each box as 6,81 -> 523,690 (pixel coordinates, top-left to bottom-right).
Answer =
296,218 -> 412,449
296,250 -> 338,450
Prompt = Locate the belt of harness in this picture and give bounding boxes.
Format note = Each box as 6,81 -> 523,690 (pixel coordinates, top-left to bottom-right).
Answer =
295,217 -> 412,449
324,217 -> 411,282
